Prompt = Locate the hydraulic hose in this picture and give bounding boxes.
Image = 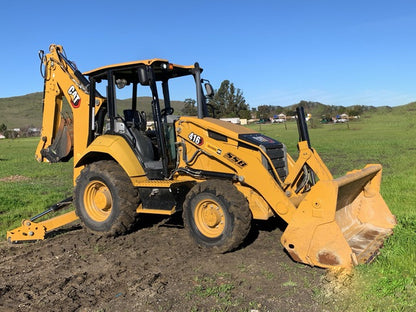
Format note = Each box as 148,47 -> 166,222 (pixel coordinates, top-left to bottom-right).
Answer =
38,50 -> 46,78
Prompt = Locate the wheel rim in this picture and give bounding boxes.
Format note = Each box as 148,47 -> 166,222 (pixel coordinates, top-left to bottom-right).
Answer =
194,199 -> 225,238
83,180 -> 113,222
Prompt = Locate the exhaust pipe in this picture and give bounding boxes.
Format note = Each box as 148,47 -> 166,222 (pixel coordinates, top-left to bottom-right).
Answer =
296,106 -> 311,148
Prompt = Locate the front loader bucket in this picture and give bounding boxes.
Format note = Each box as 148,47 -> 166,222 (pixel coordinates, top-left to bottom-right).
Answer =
281,164 -> 396,268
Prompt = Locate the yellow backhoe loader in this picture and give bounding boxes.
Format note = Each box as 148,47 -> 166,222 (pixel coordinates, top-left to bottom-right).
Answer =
6,44 -> 396,268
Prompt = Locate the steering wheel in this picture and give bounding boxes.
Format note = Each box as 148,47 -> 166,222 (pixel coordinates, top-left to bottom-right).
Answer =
134,111 -> 147,131
161,107 -> 174,118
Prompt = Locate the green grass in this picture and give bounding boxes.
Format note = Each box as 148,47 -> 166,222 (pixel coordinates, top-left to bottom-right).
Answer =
187,273 -> 237,309
0,137 -> 73,234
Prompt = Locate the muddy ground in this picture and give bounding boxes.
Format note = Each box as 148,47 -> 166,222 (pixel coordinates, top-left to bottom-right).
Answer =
0,214 -> 337,312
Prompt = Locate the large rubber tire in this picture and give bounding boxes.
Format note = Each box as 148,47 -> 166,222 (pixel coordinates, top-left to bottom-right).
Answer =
183,180 -> 252,253
74,160 -> 139,236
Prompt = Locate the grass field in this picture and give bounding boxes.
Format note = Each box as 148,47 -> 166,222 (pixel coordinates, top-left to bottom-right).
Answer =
0,138 -> 73,232
1,104 -> 415,311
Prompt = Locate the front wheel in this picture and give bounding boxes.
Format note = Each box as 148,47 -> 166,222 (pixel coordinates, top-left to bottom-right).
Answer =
74,160 -> 139,236
183,180 -> 252,253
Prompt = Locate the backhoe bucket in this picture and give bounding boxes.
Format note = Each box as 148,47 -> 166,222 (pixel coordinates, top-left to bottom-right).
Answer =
39,115 -> 73,163
281,164 -> 396,268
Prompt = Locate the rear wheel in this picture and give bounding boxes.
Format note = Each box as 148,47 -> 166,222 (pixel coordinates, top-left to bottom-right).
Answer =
74,160 -> 139,236
183,180 -> 252,253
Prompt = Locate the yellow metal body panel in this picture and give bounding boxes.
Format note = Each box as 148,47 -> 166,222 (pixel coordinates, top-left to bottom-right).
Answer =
136,205 -> 176,216
75,135 -> 146,180
134,180 -> 175,188
84,58 -> 195,76
175,116 -> 297,223
235,184 -> 274,220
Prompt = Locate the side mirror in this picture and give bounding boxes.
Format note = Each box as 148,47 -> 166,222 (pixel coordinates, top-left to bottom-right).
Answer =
138,67 -> 150,85
204,82 -> 214,98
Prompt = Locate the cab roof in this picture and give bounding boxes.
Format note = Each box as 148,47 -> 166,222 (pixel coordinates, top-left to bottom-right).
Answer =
83,58 -> 198,82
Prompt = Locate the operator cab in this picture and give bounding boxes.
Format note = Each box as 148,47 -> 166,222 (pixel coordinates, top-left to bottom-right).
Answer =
84,59 -> 211,180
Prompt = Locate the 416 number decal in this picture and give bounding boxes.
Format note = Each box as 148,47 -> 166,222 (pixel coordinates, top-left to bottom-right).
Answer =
188,132 -> 203,145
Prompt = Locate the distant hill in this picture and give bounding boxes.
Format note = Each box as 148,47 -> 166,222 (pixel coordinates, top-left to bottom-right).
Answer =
0,92 -> 415,129
258,99 -> 416,120
0,92 -> 186,128
266,100 -> 381,118
0,93 -> 44,129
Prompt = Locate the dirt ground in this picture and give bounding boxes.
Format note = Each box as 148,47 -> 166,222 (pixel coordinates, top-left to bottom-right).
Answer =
0,214 -> 334,312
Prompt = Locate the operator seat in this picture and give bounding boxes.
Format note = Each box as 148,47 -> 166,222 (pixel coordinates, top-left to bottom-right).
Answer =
130,128 -> 155,162
123,110 -> 163,174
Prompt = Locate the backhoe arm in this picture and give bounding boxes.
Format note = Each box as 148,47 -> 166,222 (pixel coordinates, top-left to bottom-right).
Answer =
35,44 -> 105,164
7,45 -> 107,243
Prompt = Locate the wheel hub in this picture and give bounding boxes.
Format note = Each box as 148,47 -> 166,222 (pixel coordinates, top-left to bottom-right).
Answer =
84,180 -> 113,222
195,199 -> 225,238
202,203 -> 222,227
93,187 -> 111,210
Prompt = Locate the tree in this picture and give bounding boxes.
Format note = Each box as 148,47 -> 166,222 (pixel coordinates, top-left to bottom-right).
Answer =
210,80 -> 250,118
182,98 -> 197,116
238,109 -> 251,119
256,105 -> 271,119
347,105 -> 365,117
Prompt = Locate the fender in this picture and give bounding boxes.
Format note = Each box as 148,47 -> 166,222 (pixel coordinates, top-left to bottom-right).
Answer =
75,135 -> 146,178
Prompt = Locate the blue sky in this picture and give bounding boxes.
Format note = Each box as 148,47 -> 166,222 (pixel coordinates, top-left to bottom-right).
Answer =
1,0 -> 415,108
